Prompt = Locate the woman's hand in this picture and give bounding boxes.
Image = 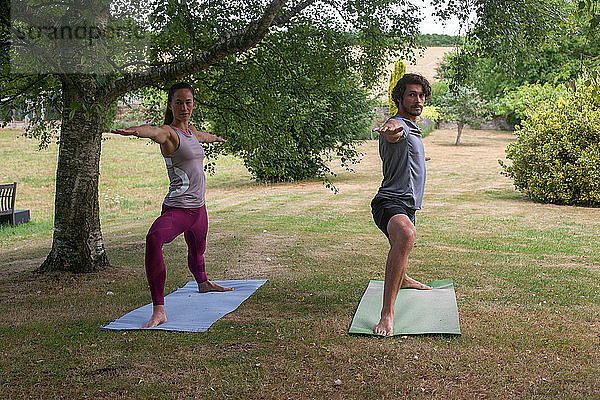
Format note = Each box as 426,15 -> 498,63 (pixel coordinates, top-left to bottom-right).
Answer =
209,133 -> 227,143
190,126 -> 226,143
111,127 -> 139,136
111,125 -> 173,143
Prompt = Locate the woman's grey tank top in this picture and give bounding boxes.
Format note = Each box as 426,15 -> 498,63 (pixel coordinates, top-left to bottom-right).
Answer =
163,126 -> 206,208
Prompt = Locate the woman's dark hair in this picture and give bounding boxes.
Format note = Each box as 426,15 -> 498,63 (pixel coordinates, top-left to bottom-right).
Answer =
163,82 -> 195,125
391,73 -> 431,108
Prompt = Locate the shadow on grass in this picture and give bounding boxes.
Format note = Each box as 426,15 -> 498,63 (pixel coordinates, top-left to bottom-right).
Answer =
348,332 -> 462,340
436,141 -> 487,147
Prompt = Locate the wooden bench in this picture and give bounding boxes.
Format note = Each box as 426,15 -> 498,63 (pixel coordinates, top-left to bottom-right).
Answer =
0,182 -> 30,227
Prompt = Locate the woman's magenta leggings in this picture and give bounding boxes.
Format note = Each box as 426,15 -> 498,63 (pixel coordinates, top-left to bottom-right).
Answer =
145,204 -> 208,305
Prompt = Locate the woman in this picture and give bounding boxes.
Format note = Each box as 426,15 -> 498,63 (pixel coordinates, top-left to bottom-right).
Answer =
112,82 -> 231,328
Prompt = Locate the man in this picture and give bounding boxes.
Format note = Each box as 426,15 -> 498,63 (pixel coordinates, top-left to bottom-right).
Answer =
371,73 -> 432,336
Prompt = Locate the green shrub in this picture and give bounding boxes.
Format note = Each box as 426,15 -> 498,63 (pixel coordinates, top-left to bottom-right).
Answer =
111,87 -> 167,129
417,105 -> 441,137
417,118 -> 435,138
429,81 -> 449,107
420,105 -> 441,124
500,82 -> 600,206
499,83 -> 567,127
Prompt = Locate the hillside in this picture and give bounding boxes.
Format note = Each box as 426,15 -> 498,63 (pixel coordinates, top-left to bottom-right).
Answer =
405,46 -> 453,83
373,46 -> 454,103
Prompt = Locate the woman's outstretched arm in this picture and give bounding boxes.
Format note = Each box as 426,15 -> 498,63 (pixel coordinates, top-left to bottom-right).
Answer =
111,124 -> 172,144
189,126 -> 226,143
111,124 -> 179,155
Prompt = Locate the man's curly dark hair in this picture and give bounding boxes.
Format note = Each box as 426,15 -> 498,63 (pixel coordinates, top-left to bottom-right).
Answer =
391,73 -> 431,108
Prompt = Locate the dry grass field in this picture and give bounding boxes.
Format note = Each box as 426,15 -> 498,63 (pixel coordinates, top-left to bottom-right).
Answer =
1,127 -> 599,399
405,46 -> 454,83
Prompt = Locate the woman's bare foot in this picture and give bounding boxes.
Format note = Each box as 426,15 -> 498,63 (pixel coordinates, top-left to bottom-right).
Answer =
142,305 -> 167,328
374,313 -> 394,336
197,280 -> 234,293
401,275 -> 432,290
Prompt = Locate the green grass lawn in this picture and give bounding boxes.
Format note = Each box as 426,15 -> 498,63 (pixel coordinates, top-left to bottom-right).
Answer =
1,127 -> 599,399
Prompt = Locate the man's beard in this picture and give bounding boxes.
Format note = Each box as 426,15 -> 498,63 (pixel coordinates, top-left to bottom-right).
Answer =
401,104 -> 422,117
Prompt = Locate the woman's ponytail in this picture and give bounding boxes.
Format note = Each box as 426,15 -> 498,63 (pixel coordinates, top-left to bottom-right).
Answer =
164,108 -> 174,125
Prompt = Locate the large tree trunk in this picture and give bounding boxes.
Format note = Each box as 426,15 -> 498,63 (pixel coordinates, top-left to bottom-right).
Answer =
38,80 -> 109,273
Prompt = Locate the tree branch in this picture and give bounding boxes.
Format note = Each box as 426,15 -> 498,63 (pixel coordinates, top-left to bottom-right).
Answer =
106,0 -> 291,101
272,0 -> 317,26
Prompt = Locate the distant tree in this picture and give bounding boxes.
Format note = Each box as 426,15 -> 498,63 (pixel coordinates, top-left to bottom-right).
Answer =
417,33 -> 462,47
433,0 -> 599,99
439,86 -> 488,145
437,29 -> 600,100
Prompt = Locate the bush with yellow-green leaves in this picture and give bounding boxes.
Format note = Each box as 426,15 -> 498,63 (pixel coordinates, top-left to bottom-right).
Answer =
388,58 -> 406,117
500,81 -> 600,206
420,105 -> 441,123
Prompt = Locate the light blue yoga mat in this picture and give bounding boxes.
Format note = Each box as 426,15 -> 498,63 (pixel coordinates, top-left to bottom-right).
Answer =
349,278 -> 461,335
102,279 -> 267,332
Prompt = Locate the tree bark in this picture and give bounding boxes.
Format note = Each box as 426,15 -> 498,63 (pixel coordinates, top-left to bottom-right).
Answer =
38,79 -> 109,273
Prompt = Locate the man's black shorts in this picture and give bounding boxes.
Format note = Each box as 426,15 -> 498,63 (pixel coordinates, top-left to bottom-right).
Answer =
371,195 -> 416,238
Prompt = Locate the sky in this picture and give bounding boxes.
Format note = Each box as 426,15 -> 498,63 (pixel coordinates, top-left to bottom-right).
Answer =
417,0 -> 464,35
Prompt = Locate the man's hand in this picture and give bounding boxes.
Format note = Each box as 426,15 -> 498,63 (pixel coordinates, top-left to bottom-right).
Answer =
373,118 -> 405,143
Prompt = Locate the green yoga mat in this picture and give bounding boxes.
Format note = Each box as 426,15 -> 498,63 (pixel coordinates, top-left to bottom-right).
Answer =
349,278 -> 461,335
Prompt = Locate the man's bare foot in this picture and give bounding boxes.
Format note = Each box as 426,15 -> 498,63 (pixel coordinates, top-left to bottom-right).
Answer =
197,280 -> 234,293
374,313 -> 394,336
142,305 -> 167,328
401,275 -> 432,290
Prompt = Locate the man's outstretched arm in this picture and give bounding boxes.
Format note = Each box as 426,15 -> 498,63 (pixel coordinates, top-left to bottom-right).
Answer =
372,118 -> 405,143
